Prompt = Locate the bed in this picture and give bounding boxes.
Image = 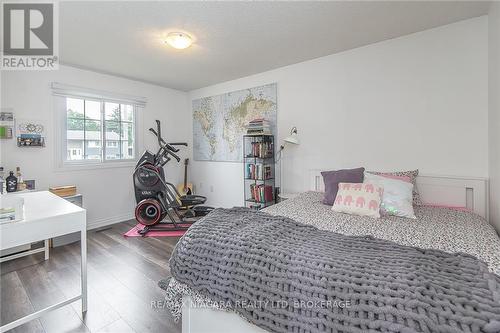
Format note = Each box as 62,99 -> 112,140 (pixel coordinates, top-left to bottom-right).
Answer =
162,174 -> 500,333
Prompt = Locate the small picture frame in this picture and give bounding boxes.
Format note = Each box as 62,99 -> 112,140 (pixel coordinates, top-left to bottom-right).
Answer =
25,180 -> 36,190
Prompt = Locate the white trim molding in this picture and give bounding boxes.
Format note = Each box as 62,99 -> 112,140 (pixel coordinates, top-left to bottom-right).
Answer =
87,213 -> 134,231
51,82 -> 147,107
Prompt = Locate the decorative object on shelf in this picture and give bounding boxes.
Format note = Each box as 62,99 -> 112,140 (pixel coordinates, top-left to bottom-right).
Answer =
6,171 -> 17,193
16,119 -> 46,147
243,135 -> 275,210
49,185 -> 77,197
0,167 -> 5,194
0,110 -> 14,139
15,167 -> 27,191
24,180 -> 36,190
277,126 -> 300,196
193,83 -> 277,162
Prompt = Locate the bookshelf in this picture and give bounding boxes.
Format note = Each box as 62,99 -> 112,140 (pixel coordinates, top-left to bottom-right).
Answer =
243,135 -> 275,210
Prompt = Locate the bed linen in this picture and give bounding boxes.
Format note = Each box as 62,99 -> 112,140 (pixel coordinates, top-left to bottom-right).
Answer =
164,191 -> 500,331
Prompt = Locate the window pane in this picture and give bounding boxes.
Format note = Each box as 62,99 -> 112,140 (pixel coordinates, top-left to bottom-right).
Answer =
105,120 -> 120,136
121,122 -> 133,140
66,98 -> 84,118
85,141 -> 102,160
105,143 -> 121,160
121,104 -> 133,122
85,120 -> 101,160
85,100 -> 101,120
105,102 -> 120,121
67,141 -> 84,161
67,117 -> 83,131
120,122 -> 134,160
121,140 -> 134,159
66,116 -> 83,160
105,120 -> 121,160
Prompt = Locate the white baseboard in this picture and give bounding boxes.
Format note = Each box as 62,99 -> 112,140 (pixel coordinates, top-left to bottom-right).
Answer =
87,213 -> 134,230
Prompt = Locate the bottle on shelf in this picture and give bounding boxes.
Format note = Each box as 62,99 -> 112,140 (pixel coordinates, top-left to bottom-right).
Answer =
16,166 -> 26,191
6,171 -> 17,192
0,167 -> 4,194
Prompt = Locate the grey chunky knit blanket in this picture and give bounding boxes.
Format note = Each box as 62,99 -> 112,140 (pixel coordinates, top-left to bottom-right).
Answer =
169,208 -> 500,333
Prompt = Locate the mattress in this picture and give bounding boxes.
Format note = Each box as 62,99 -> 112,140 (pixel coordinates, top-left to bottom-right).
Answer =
164,191 -> 500,321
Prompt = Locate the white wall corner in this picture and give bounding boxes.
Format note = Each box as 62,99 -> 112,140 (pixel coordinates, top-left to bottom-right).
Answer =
489,2 -> 500,232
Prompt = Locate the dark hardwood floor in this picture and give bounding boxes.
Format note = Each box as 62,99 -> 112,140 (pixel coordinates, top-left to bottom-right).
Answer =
0,221 -> 182,333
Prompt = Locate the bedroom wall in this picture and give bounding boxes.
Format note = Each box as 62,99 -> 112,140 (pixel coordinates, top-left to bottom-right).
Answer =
0,65 -> 190,229
188,17 -> 489,209
489,2 -> 500,231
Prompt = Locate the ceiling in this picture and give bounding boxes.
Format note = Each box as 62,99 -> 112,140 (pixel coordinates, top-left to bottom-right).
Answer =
60,1 -> 490,91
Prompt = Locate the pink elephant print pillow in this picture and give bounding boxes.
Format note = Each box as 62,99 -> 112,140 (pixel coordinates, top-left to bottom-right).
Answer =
332,182 -> 384,218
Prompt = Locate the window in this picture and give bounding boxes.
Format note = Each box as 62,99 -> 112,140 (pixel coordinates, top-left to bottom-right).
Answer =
64,97 -> 136,163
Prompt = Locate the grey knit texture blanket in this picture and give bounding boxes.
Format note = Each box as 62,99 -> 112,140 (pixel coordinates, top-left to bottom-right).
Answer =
169,208 -> 500,333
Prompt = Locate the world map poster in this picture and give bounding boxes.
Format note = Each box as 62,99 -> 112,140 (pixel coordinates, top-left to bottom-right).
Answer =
193,83 -> 277,162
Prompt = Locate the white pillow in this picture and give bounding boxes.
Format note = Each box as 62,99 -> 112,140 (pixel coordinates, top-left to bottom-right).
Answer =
363,172 -> 416,219
332,182 -> 384,219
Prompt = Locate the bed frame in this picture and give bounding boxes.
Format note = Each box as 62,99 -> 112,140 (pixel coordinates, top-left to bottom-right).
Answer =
310,171 -> 489,221
181,172 -> 490,333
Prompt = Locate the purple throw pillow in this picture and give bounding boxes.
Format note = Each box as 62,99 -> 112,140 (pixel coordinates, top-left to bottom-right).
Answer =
321,167 -> 365,205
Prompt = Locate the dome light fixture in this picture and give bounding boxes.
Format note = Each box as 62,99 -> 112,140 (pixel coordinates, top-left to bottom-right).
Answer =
164,32 -> 193,49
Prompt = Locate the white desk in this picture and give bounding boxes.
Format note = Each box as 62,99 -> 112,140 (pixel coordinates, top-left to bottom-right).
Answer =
0,191 -> 87,332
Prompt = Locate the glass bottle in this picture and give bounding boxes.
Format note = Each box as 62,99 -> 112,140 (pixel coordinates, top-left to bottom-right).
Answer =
0,167 -> 4,194
6,171 -> 17,192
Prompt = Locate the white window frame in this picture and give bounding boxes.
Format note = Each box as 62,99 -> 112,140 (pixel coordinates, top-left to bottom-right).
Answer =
52,83 -> 145,171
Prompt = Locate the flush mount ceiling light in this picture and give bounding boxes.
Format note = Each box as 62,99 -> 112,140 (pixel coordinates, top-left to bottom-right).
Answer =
164,32 -> 193,49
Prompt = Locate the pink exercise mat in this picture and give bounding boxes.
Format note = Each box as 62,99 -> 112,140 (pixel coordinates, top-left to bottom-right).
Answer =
123,223 -> 191,237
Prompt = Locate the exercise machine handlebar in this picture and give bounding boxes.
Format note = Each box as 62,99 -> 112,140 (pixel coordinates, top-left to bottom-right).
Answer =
148,121 -> 188,164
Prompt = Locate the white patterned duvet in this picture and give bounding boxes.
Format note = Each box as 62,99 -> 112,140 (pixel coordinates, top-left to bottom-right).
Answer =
164,191 -> 500,321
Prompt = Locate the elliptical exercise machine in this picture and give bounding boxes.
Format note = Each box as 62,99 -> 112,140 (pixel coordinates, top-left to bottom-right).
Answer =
133,120 -> 213,236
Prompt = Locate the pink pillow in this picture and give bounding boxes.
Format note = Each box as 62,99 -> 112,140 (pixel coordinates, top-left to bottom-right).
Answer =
379,174 -> 411,183
332,182 -> 384,219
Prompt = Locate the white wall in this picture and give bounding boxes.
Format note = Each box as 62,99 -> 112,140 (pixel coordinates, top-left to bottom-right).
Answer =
489,3 -> 500,231
189,17 -> 489,208
1,65 -> 190,229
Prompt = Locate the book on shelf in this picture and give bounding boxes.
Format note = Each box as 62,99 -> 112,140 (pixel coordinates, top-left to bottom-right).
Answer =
246,118 -> 272,135
245,163 -> 273,180
247,141 -> 273,158
249,184 -> 274,203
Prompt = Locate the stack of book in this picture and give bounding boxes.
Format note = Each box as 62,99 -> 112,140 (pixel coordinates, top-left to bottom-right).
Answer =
0,196 -> 24,224
245,163 -> 273,180
248,141 -> 274,158
249,184 -> 274,203
0,207 -> 16,223
246,118 -> 272,135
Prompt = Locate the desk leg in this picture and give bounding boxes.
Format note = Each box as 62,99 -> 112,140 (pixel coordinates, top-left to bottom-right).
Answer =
81,228 -> 87,314
44,240 -> 49,260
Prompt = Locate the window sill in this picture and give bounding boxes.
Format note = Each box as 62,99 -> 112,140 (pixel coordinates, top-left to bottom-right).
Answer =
55,160 -> 137,172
